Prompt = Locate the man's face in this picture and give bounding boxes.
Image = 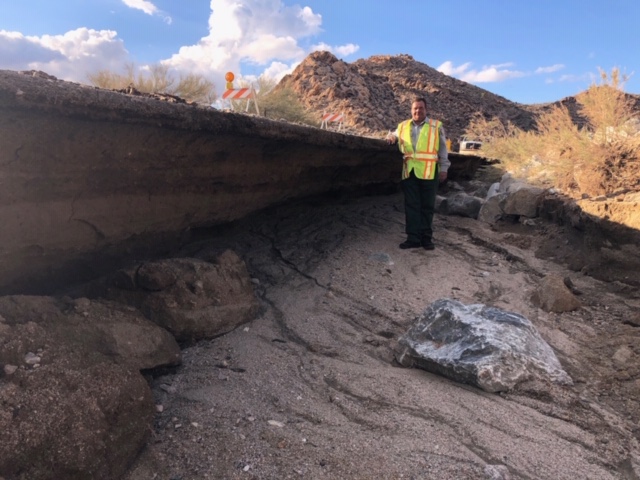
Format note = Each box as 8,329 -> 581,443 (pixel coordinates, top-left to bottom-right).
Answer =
411,101 -> 427,123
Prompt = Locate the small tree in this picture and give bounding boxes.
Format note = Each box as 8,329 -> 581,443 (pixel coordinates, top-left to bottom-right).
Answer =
88,63 -> 216,105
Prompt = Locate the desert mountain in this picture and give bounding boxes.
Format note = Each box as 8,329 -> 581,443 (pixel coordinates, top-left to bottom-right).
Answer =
278,51 -> 538,144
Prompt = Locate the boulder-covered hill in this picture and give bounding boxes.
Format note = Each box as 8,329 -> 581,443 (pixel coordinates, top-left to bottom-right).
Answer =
278,51 -> 538,144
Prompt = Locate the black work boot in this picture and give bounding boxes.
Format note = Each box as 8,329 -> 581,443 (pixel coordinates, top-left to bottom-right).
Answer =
421,237 -> 435,250
399,239 -> 421,249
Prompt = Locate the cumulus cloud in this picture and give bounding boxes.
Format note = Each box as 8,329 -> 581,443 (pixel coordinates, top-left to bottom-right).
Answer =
437,60 -> 473,77
0,1 -> 359,97
0,28 -> 129,81
437,60 -> 526,83
535,64 -> 564,74
0,30 -> 65,69
163,0 -> 359,95
122,0 -> 172,24
311,42 -> 359,58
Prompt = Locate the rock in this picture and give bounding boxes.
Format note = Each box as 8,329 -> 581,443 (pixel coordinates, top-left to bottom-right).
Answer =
486,182 -> 500,199
484,464 -> 512,480
0,295 -> 173,479
107,252 -> 261,342
626,311 -> 640,327
531,275 -> 581,313
395,298 -> 572,392
439,192 -> 484,219
612,346 -> 633,368
502,183 -> 545,218
137,262 -> 178,291
478,193 -> 507,224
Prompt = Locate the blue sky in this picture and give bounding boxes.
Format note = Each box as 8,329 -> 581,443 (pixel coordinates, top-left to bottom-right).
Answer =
1,0 -> 638,105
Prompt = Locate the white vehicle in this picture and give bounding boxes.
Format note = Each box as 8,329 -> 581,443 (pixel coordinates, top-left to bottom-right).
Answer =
458,136 -> 483,155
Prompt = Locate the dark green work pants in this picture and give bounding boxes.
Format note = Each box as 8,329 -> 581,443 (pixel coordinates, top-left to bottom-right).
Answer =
401,169 -> 439,243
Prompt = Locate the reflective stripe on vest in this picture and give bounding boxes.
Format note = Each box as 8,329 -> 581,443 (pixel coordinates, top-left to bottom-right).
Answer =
398,118 -> 440,180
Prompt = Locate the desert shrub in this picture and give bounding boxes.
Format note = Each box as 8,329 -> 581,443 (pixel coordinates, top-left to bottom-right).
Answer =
225,76 -> 318,127
260,87 -> 319,127
88,63 -> 216,105
465,68 -> 640,197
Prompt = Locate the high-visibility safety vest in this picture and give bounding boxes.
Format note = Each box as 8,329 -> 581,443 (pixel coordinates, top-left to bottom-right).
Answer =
397,118 -> 441,180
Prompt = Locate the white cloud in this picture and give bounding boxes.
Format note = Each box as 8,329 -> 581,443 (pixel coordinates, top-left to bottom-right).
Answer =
535,64 -> 564,74
122,0 -> 172,24
558,73 -> 591,83
163,0 -> 359,96
311,42 -> 359,58
239,34 -> 304,64
437,60 -> 526,83
0,28 -> 129,82
262,61 -> 297,81
0,1 -> 359,99
437,60 -> 472,77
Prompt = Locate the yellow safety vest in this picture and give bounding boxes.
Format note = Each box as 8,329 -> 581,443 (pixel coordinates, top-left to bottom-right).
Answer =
397,118 -> 441,180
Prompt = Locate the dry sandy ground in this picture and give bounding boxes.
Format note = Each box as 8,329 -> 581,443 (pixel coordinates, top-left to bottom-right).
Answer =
124,190 -> 640,480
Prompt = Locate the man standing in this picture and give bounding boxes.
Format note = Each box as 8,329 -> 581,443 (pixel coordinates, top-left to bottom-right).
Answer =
386,97 -> 450,250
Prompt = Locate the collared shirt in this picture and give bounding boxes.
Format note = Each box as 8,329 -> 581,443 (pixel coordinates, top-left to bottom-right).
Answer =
396,119 -> 451,172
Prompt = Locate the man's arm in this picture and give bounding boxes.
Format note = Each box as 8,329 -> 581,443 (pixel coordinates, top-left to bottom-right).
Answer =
438,126 -> 450,182
386,127 -> 399,145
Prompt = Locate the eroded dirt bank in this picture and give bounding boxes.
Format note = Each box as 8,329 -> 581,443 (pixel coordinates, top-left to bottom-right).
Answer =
115,190 -> 640,480
0,70 -> 401,294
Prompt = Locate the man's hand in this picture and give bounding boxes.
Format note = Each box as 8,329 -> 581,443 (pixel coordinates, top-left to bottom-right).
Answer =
438,171 -> 448,183
386,131 -> 397,145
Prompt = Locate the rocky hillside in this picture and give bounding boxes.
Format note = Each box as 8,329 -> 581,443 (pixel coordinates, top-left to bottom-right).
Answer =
278,51 -> 538,145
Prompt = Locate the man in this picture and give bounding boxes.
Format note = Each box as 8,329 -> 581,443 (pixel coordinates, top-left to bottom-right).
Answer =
386,97 -> 450,250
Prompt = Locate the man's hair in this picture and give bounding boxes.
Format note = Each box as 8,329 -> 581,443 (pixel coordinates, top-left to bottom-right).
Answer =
412,97 -> 427,107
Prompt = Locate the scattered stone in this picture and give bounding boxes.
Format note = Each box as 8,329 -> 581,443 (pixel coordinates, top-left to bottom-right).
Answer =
612,346 -> 634,368
531,274 -> 581,313
268,420 -> 285,428
484,464 -> 512,480
23,352 -> 41,365
159,384 -> 177,394
3,364 -> 18,375
369,252 -> 393,265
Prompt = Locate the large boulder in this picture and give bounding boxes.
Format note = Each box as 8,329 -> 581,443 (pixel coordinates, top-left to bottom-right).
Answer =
0,295 -> 179,480
395,298 -> 572,392
438,191 -> 484,218
107,251 -> 261,342
477,192 -> 508,224
501,183 -> 546,218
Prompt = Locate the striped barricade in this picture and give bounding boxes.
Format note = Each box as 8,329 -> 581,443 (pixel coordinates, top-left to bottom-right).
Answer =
222,88 -> 254,100
222,87 -> 260,114
320,112 -> 344,131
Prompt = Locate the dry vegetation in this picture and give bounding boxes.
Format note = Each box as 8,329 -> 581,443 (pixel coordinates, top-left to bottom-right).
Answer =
88,63 -> 217,105
466,69 -> 640,197
89,66 -> 318,126
225,76 -> 319,127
